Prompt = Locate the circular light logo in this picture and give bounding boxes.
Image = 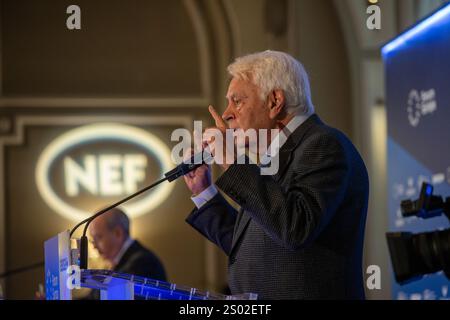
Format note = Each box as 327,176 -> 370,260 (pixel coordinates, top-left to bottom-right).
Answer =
407,89 -> 422,127
36,123 -> 174,221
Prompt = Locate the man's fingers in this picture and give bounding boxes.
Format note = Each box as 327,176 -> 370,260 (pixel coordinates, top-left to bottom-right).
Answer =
208,105 -> 227,130
187,171 -> 196,178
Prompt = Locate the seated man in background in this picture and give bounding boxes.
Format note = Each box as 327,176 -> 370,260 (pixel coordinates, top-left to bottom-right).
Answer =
89,208 -> 167,280
85,208 -> 167,299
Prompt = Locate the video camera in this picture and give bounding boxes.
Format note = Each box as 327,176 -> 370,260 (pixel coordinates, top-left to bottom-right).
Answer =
386,182 -> 450,284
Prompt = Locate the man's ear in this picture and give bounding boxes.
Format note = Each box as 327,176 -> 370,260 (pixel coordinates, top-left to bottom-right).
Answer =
113,226 -> 124,240
268,89 -> 286,119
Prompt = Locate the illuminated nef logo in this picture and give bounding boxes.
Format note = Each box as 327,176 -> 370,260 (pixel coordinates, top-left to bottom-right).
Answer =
36,123 -> 174,221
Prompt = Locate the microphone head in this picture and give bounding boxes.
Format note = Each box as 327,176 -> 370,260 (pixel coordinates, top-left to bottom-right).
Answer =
188,148 -> 213,165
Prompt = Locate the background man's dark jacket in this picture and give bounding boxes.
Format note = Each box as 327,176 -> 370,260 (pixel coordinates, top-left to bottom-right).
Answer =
186,115 -> 369,299
84,240 -> 166,299
113,240 -> 166,281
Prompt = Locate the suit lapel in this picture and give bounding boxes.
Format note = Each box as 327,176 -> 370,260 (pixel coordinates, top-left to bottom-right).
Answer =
113,241 -> 137,272
228,115 -> 322,255
230,209 -> 251,253
274,114 -> 321,182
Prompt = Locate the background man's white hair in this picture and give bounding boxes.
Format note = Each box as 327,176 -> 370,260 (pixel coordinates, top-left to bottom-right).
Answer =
227,50 -> 314,115
105,208 -> 130,236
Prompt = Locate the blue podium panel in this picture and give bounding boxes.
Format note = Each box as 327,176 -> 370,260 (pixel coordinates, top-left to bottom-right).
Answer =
382,4 -> 450,300
44,230 -> 72,300
81,270 -> 258,300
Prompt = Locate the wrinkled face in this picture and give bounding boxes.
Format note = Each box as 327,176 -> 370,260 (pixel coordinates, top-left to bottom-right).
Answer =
89,217 -> 123,262
223,77 -> 274,132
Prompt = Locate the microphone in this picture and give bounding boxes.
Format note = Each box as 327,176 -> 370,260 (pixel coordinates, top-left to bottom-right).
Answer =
164,148 -> 213,182
70,147 -> 213,269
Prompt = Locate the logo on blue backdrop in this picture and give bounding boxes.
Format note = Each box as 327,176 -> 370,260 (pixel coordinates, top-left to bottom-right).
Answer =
407,89 -> 437,127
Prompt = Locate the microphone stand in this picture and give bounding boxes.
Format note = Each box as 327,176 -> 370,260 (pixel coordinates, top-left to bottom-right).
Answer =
70,158 -> 206,269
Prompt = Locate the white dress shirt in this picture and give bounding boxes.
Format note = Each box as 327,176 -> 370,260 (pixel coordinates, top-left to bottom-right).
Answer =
112,237 -> 134,267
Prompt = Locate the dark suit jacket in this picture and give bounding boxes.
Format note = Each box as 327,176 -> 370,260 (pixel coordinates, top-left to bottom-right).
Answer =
186,115 -> 369,300
113,240 -> 167,281
84,240 -> 166,299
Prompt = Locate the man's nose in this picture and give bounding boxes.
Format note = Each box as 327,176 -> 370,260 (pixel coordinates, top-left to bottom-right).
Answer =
222,103 -> 235,123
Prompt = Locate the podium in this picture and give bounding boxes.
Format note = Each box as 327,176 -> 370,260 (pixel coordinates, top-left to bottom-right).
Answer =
81,269 -> 257,300
44,230 -> 257,300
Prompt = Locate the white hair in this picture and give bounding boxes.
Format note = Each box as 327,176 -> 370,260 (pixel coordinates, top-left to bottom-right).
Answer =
227,50 -> 314,115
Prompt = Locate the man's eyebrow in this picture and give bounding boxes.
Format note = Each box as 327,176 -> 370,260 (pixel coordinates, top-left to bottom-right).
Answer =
226,93 -> 244,100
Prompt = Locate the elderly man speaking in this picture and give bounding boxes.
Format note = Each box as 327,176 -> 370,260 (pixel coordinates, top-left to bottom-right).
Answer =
184,50 -> 369,300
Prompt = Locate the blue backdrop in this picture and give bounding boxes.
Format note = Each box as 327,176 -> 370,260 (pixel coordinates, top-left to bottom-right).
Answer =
383,3 -> 450,300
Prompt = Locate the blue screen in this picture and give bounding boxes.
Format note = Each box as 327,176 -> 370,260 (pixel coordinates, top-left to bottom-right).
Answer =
383,3 -> 450,300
